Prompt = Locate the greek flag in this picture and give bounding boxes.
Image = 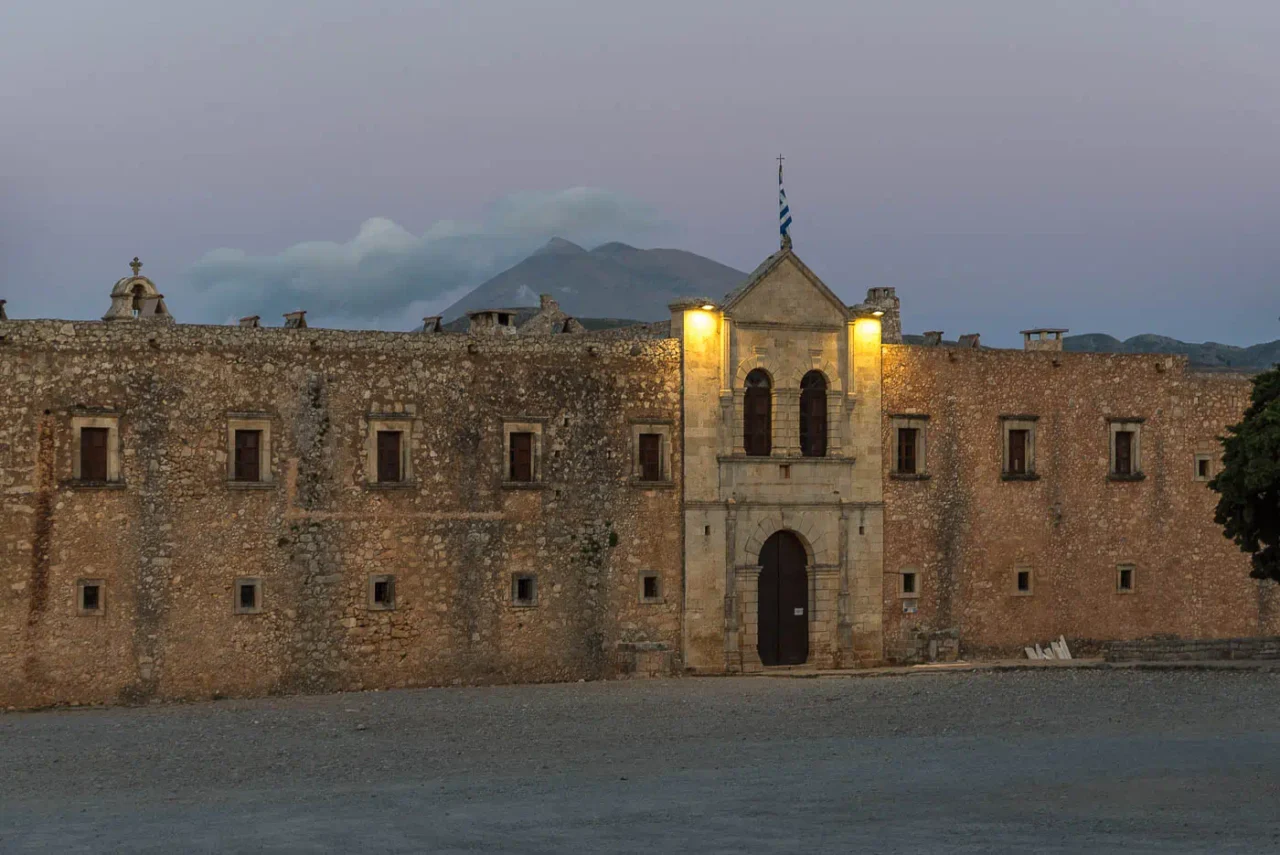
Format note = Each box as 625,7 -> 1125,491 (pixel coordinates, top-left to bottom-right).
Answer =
778,160 -> 792,245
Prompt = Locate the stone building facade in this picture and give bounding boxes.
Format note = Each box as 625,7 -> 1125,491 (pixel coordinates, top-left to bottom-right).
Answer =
0,247 -> 1269,707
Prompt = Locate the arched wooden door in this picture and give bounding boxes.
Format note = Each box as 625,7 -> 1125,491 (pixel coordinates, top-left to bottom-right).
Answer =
757,531 -> 809,666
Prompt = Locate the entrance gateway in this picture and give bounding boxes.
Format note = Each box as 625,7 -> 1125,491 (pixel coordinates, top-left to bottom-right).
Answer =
757,531 -> 809,666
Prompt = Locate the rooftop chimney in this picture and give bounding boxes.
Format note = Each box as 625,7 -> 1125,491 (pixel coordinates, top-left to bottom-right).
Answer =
0,299 -> 6,321
864,287 -> 902,344
1021,328 -> 1067,352
239,315 -> 260,328
422,316 -> 443,333
922,331 -> 944,347
539,294 -> 558,311
283,310 -> 307,329
957,333 -> 981,349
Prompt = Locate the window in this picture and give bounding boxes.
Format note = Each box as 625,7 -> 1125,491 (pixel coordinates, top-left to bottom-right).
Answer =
640,573 -> 662,603
638,433 -> 663,482
509,432 -> 533,481
233,430 -> 261,482
704,525 -> 711,536
368,574 -> 396,610
227,416 -> 272,485
377,430 -> 402,482
71,415 -> 121,484
743,369 -> 772,456
891,416 -> 928,477
1015,568 -> 1032,595
1117,564 -> 1135,593
1193,453 -> 1214,482
234,577 -> 262,614
80,428 -> 109,481
1109,420 -> 1143,479
799,371 -> 827,457
900,571 -> 917,597
1001,417 -> 1038,479
77,579 -> 104,616
365,417 -> 413,486
512,574 -> 537,606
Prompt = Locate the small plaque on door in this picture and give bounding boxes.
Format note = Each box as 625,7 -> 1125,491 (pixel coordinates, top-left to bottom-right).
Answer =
793,607 -> 804,616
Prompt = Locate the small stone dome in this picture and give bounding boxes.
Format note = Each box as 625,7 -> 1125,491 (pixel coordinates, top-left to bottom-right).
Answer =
103,257 -> 173,322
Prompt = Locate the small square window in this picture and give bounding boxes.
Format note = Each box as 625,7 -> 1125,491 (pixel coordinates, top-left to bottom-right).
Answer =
901,571 -> 917,596
1117,564 -> 1135,593
234,577 -> 262,614
368,574 -> 396,610
77,579 -> 104,616
1015,569 -> 1032,595
891,416 -> 928,477
512,574 -> 537,607
1194,453 -> 1213,482
641,573 -> 662,603
704,525 -> 712,536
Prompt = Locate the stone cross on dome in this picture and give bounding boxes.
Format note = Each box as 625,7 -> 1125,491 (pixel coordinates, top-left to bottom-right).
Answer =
130,257 -> 142,276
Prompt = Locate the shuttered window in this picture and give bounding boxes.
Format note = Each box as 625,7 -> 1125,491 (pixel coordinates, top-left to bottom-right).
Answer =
743,369 -> 772,457
1114,431 -> 1133,476
1007,429 -> 1028,475
897,428 -> 917,474
80,427 -> 109,481
233,429 -> 261,482
638,433 -> 663,481
376,430 -> 402,483
509,432 -> 533,482
799,371 -> 827,458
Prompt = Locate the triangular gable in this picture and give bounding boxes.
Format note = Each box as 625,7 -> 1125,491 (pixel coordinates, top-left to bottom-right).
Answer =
721,249 -> 849,325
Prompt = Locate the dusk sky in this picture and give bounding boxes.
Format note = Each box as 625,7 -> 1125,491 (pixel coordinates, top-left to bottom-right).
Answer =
3,1 -> 1278,345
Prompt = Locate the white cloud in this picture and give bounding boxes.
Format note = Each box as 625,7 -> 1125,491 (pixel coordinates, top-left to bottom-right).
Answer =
185,188 -> 668,329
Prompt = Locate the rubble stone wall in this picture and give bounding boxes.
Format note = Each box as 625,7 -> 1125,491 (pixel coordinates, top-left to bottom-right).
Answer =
881,345 -> 1277,661
0,321 -> 683,708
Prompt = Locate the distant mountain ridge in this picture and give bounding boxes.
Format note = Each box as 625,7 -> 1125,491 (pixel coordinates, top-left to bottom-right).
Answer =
1064,333 -> 1280,370
440,238 -> 746,321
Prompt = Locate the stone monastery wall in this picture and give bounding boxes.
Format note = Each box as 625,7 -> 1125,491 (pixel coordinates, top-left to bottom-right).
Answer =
0,321 -> 683,708
880,344 -> 1274,660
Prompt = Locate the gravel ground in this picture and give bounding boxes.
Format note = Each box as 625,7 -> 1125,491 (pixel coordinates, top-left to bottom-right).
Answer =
2,670 -> 1279,853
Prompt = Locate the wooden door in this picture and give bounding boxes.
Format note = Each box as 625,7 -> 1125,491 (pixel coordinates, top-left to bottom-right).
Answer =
757,531 -> 809,666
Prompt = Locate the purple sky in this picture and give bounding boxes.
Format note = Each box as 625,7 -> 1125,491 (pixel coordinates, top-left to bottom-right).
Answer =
3,0 -> 1278,345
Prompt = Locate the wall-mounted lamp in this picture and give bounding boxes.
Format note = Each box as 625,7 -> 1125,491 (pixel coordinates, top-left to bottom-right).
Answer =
871,309 -> 885,317
700,304 -> 716,311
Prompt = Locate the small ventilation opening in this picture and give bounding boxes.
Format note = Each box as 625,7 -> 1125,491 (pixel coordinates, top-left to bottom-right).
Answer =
1118,566 -> 1134,592
780,464 -> 791,480
81,584 -> 100,611
704,525 -> 711,536
1016,570 -> 1031,593
901,573 -> 916,595
514,575 -> 536,606
239,583 -> 256,610
374,580 -> 392,605
1197,458 -> 1209,479
642,574 -> 660,601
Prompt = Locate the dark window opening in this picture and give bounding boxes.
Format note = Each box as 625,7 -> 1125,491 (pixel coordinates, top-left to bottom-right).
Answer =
799,371 -> 828,457
1197,458 -> 1209,479
1118,566 -> 1134,592
233,429 -> 262,482
1114,430 -> 1133,475
638,433 -> 663,481
902,573 -> 916,595
376,430 -> 403,483
373,578 -> 395,607
897,427 -> 918,474
704,525 -> 711,536
743,369 -> 772,457
80,427 -> 109,481
81,583 -> 100,611
509,432 -> 534,482
1016,570 -> 1031,593
239,583 -> 257,610
514,575 -> 536,605
780,464 -> 791,480
497,313 -> 510,325
1008,429 -> 1028,474
642,575 -> 660,600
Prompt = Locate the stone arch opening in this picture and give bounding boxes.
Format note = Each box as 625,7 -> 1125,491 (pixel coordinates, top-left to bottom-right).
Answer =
757,530 -> 809,666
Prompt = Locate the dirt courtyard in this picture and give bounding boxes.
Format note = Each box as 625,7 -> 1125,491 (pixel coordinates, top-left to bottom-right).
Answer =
2,669 -> 1279,853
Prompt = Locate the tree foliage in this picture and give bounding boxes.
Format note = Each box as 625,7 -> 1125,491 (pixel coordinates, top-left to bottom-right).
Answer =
1211,366 -> 1280,580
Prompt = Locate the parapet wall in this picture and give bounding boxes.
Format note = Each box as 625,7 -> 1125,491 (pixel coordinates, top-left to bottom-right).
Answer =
0,321 -> 683,708
881,344 -> 1277,660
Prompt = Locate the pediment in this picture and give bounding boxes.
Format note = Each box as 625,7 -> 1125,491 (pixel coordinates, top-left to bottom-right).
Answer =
722,251 -> 848,326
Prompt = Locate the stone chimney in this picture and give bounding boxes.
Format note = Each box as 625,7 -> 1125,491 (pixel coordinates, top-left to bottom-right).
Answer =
283,310 -> 307,329
421,316 -> 443,333
864,287 -> 902,343
239,315 -> 260,328
957,333 -> 981,349
0,299 -> 6,321
1022,328 -> 1067,352
539,294 -> 558,312
922,331 -> 944,347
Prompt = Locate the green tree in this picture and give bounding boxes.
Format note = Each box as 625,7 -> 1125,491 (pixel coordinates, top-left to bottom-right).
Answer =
1211,366 -> 1280,580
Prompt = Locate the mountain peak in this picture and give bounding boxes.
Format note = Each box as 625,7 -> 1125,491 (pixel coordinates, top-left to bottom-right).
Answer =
591,241 -> 637,255
532,237 -> 587,257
